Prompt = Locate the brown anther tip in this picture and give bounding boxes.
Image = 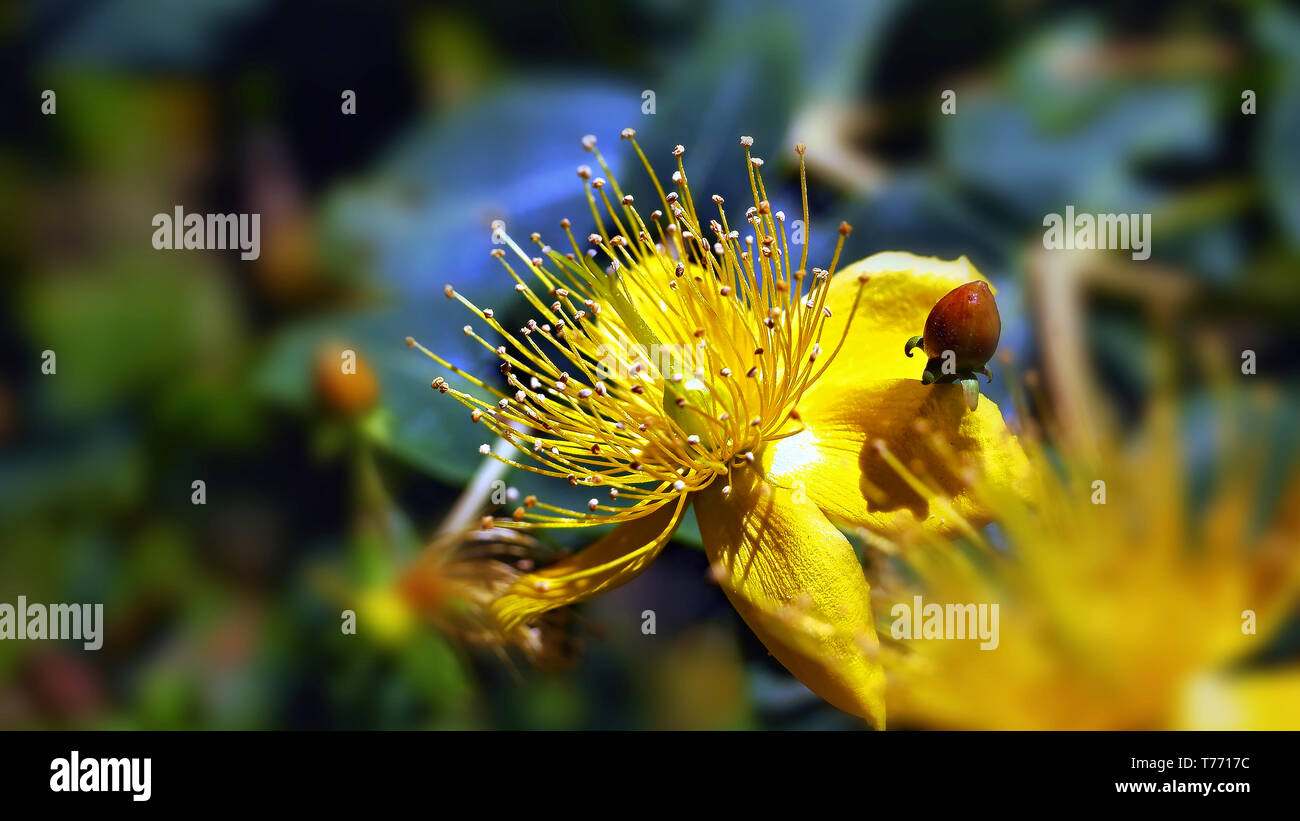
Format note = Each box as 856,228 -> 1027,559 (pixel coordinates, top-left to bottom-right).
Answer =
795,142 -> 806,154
512,507 -> 526,521
739,135 -> 754,147
838,221 -> 853,236
523,494 -> 537,508
620,127 -> 636,139
577,165 -> 592,179
479,515 -> 494,530
581,134 -> 597,151
560,218 -> 571,229
857,272 -> 871,283
404,336 -> 415,347
443,284 -> 456,299
672,144 -> 685,157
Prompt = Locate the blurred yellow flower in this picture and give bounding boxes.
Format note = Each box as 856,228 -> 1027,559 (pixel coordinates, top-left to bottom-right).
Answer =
870,386 -> 1300,730
355,586 -> 415,648
399,526 -> 576,670
409,131 -> 1029,726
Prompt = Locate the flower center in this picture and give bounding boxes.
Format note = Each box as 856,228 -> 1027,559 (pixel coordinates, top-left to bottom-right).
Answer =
409,131 -> 866,527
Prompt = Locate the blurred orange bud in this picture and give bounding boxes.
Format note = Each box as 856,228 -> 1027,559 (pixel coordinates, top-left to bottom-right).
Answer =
314,343 -> 379,416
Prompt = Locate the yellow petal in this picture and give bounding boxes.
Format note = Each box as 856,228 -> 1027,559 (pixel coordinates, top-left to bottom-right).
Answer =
1178,669 -> 1300,730
492,497 -> 686,632
818,251 -> 992,386
767,378 -> 1031,537
693,468 -> 885,726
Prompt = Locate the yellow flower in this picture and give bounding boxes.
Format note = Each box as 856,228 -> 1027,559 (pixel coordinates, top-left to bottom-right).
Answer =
399,526 -> 577,670
408,131 -> 1029,726
871,385 -> 1300,730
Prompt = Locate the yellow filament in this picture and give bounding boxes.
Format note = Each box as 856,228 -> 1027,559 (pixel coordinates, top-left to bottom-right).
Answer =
410,132 -> 867,529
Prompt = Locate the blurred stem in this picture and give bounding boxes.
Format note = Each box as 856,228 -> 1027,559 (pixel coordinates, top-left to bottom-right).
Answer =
436,438 -> 512,536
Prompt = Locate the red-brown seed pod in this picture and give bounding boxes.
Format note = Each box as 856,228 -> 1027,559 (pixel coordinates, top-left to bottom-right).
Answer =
920,281 -> 1000,371
905,281 -> 1002,410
